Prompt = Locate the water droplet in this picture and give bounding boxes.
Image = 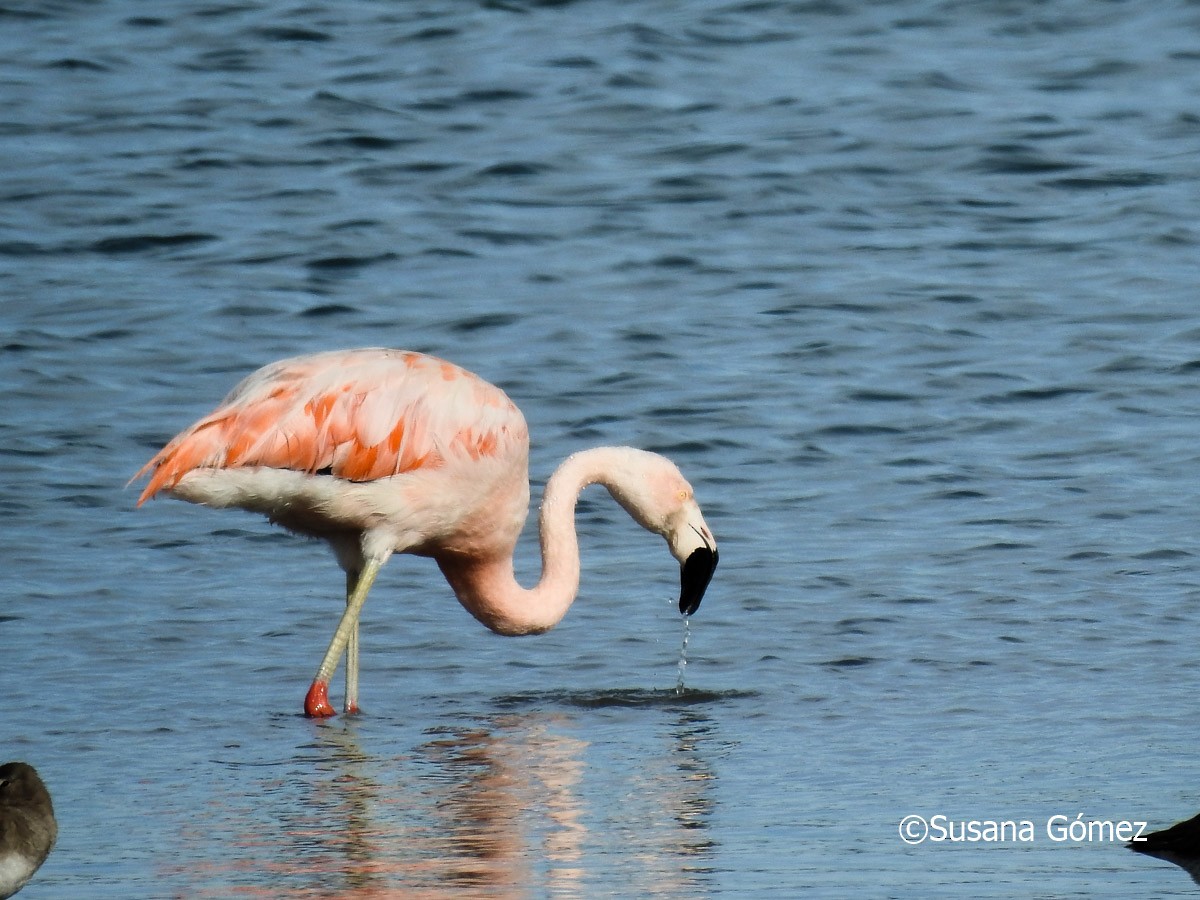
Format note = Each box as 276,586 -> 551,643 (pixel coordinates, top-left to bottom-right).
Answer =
675,616 -> 691,695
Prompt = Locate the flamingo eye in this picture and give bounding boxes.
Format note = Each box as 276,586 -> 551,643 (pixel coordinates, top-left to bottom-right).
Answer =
677,489 -> 689,502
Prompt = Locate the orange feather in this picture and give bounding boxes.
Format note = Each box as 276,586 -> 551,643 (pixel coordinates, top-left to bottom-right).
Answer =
135,349 -> 523,505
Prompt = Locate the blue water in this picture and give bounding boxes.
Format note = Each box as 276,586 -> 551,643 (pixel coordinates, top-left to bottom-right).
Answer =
3,1 -> 1200,896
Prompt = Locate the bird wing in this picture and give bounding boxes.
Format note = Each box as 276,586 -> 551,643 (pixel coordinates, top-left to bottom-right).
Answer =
134,349 -> 527,505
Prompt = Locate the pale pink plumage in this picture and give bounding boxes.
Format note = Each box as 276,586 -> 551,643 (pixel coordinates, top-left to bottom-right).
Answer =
134,348 -> 718,717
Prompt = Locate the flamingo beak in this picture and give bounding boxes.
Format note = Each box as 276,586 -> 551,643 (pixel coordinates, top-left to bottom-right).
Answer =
664,500 -> 717,616
679,544 -> 718,616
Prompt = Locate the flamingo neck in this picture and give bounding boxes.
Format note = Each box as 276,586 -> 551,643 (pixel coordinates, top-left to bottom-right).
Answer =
436,448 -> 634,636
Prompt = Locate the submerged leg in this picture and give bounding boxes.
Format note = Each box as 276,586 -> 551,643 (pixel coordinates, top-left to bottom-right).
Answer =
345,570 -> 360,715
304,557 -> 382,718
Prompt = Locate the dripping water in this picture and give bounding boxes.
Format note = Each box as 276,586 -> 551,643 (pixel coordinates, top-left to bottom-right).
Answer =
675,616 -> 691,694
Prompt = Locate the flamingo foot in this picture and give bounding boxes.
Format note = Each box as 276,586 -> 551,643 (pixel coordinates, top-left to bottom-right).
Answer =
345,700 -> 361,715
304,681 -> 336,718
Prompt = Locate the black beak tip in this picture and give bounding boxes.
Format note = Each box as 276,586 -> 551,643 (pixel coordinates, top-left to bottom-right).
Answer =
679,546 -> 718,616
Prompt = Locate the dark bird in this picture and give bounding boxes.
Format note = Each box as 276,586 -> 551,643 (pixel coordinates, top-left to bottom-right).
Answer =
1129,811 -> 1200,885
0,762 -> 56,898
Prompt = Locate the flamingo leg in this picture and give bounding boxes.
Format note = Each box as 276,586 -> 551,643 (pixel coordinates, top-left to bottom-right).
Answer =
345,569 -> 360,715
304,557 -> 382,718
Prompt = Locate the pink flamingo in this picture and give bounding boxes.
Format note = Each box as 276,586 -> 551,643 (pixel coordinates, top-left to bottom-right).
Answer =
134,348 -> 719,718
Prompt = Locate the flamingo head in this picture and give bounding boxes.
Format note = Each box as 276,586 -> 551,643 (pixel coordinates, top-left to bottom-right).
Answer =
608,449 -> 719,616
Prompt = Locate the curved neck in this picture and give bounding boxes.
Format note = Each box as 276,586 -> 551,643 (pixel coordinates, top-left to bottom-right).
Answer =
436,448 -> 633,636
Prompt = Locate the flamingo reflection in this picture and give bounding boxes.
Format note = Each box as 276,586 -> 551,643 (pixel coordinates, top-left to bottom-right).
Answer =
162,700 -> 720,897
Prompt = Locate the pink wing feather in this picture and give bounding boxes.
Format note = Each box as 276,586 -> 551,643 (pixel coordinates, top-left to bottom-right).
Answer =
134,349 -> 526,505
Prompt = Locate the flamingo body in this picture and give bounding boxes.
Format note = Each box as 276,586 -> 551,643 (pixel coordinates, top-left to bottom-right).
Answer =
135,348 -> 718,717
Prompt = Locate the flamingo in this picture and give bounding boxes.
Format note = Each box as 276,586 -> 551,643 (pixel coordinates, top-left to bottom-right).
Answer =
133,348 -> 719,717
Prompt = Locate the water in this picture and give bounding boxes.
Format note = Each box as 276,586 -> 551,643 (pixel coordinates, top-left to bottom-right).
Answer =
2,0 -> 1200,895
677,617 -> 691,694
